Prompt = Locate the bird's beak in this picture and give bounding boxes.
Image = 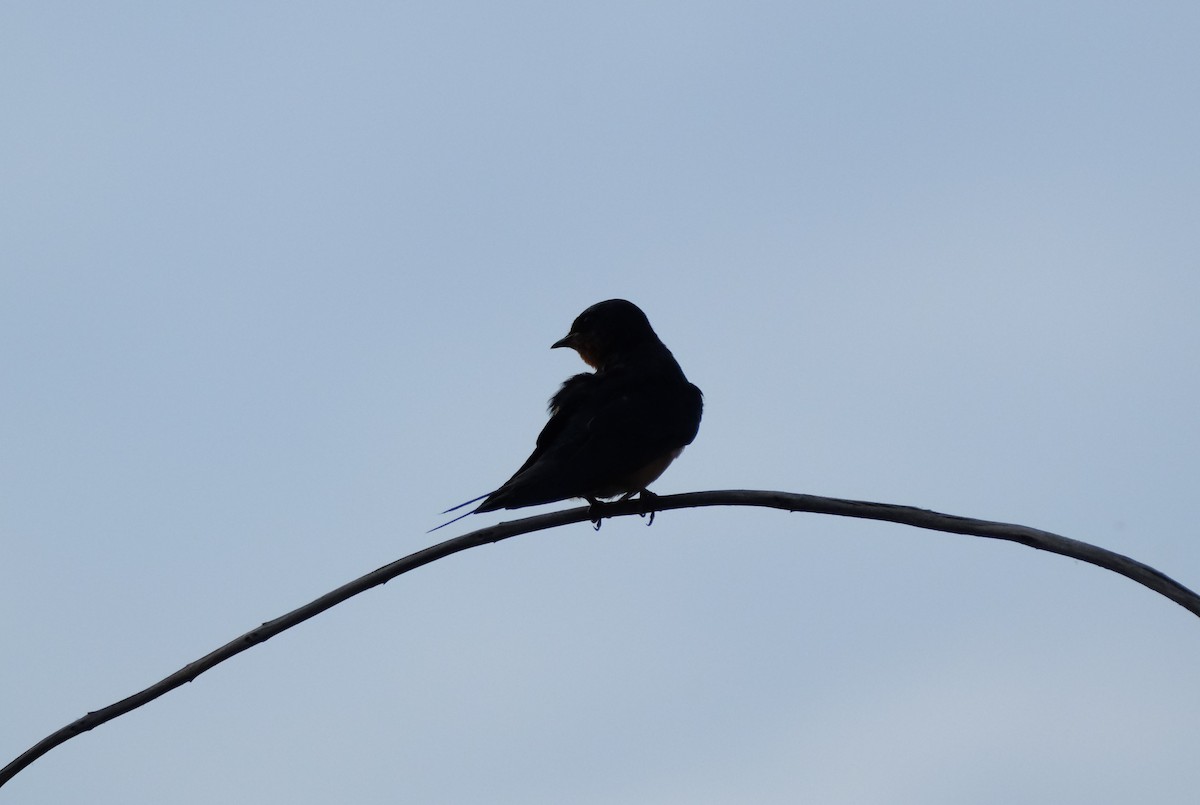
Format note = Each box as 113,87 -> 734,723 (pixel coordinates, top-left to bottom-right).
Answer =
551,332 -> 577,350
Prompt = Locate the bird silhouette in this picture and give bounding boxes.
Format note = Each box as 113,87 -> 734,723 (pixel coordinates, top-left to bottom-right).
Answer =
435,299 -> 702,530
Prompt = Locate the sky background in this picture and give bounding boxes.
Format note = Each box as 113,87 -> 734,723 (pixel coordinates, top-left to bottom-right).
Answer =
3,2 -> 1199,803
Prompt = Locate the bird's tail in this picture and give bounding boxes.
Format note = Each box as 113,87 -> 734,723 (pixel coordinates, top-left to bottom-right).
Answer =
427,492 -> 492,533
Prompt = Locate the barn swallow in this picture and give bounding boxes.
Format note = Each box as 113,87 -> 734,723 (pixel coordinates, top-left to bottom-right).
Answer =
434,299 -> 703,531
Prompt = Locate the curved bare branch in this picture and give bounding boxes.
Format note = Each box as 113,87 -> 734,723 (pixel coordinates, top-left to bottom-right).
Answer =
3,489 -> 1197,788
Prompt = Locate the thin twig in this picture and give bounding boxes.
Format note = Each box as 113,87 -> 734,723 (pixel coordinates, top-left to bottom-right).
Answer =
3,489 -> 1197,788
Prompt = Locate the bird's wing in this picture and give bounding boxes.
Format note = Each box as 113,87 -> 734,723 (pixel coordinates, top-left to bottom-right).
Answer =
432,374 -> 596,528
476,372 -> 700,511
504,372 -> 596,481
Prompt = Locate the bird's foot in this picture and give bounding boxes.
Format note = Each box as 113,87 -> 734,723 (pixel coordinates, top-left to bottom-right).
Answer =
637,490 -> 659,526
586,497 -> 605,531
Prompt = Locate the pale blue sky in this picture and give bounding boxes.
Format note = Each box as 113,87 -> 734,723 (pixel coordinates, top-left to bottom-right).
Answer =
3,3 -> 1199,803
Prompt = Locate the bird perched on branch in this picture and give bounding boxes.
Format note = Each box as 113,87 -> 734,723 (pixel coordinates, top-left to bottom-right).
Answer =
435,299 -> 703,531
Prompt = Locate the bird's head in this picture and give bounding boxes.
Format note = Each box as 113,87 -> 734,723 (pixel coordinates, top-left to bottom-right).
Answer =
551,299 -> 657,370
